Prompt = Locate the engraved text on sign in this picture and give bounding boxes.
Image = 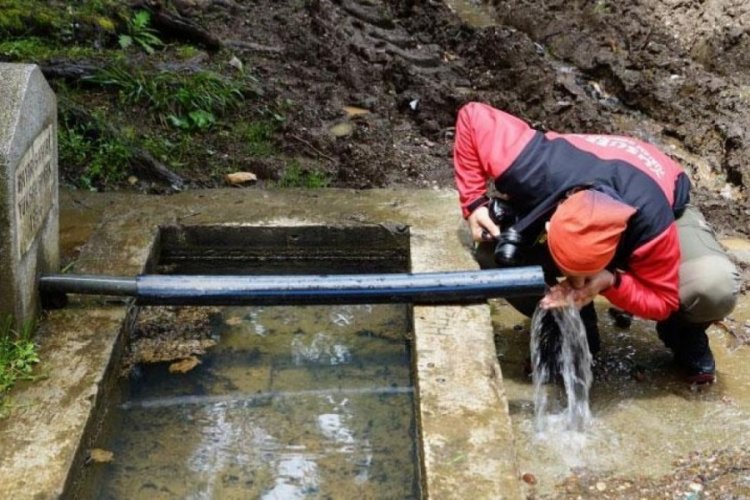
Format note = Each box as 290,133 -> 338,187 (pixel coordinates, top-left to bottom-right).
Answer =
15,125 -> 54,258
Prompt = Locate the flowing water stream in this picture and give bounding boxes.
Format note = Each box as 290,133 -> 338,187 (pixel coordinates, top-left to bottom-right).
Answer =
494,298 -> 750,496
530,305 -> 592,432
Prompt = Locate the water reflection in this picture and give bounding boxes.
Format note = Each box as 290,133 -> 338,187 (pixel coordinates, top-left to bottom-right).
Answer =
87,304 -> 419,499
291,332 -> 351,366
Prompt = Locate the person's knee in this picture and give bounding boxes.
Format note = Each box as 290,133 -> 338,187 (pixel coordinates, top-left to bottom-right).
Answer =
680,255 -> 740,322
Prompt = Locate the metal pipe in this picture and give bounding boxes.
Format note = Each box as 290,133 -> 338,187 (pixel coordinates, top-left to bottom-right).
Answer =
39,274 -> 137,296
40,266 -> 545,306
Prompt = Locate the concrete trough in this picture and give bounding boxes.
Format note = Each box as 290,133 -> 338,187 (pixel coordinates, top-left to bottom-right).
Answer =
0,188 -> 526,499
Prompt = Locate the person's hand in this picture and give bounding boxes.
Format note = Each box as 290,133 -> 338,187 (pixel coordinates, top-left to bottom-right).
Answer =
540,281 -> 574,309
566,270 -> 615,308
467,206 -> 500,242
540,270 -> 615,309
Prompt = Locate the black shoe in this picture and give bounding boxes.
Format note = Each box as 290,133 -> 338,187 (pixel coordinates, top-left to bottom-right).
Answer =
657,318 -> 715,384
608,307 -> 633,329
674,331 -> 716,384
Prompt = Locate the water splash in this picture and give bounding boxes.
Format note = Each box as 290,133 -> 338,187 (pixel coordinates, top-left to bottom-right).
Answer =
530,304 -> 593,431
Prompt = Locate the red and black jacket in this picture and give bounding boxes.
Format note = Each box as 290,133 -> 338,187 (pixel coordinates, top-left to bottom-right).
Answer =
454,102 -> 688,320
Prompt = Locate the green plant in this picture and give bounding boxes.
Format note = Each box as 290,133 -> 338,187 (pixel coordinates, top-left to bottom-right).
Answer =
168,109 -> 216,131
88,65 -> 244,130
142,134 -> 194,169
276,160 -> 331,188
592,0 -> 610,14
240,120 -> 278,157
0,36 -> 99,61
0,37 -> 50,59
0,316 -> 40,415
59,116 -> 132,190
0,0 -> 126,43
175,44 -> 201,59
118,10 -> 162,54
0,0 -> 58,36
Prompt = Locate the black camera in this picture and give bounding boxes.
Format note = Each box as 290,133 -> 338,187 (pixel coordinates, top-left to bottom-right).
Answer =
487,198 -> 524,266
487,198 -> 517,227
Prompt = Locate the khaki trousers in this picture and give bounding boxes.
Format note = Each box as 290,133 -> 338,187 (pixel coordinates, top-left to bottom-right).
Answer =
674,205 -> 740,323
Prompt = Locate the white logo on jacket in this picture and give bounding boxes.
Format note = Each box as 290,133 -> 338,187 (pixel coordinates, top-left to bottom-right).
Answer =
579,135 -> 665,179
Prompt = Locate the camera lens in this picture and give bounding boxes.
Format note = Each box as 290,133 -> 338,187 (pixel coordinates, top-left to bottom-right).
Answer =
495,243 -> 519,265
494,228 -> 523,266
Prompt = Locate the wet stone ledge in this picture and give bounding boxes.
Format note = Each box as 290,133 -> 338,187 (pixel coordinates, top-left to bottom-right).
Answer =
0,188 -> 523,499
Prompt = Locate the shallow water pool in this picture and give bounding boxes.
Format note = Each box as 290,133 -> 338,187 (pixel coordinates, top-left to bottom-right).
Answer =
493,298 -> 750,497
83,303 -> 419,499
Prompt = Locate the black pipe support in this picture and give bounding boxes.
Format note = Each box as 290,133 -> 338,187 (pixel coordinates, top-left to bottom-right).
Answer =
40,266 -> 545,306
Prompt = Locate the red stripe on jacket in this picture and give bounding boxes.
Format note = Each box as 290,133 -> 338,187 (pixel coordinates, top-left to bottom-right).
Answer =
453,102 -> 682,320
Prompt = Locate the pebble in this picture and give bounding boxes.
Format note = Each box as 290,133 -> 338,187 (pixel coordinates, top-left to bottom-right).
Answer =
521,473 -> 537,485
596,481 -> 607,491
688,482 -> 703,492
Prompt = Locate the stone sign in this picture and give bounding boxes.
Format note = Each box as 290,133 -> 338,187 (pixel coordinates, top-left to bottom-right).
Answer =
0,63 -> 59,329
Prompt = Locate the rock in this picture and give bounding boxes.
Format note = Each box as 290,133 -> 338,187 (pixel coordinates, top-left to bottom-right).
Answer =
329,122 -> 354,137
521,472 -> 537,485
225,171 -> 257,185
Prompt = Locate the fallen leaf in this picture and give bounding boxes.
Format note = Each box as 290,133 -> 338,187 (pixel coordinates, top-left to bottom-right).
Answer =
89,449 -> 114,463
720,238 -> 750,251
225,316 -> 243,326
169,356 -> 201,374
343,105 -> 370,117
225,171 -> 257,185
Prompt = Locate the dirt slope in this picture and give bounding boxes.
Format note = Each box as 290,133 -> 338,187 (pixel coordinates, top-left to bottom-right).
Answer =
183,0 -> 748,237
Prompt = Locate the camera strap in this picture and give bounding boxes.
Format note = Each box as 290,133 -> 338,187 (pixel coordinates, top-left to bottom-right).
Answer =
507,193 -> 565,237
507,182 -> 640,241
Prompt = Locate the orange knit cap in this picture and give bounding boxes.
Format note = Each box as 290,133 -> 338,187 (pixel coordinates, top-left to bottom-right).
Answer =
548,190 -> 637,275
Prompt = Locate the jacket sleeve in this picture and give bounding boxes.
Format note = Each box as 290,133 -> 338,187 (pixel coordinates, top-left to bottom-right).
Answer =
601,225 -> 681,320
453,103 -> 536,218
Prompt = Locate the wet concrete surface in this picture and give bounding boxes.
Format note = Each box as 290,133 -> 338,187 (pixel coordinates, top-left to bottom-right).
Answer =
494,295 -> 750,498
2,187 -> 749,499
0,187 -> 522,499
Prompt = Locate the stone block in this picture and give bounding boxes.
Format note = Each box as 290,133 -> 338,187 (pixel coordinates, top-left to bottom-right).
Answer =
0,63 -> 59,329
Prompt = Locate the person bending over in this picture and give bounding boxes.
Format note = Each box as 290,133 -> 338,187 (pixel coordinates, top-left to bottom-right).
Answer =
454,102 -> 740,384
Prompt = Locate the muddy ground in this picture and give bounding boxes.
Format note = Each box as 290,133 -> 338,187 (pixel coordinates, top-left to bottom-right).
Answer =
187,0 -> 750,236
123,0 -> 750,295
16,0 -> 746,238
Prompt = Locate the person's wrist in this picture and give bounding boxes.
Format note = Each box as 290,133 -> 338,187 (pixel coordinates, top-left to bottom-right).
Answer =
602,270 -> 620,293
466,195 -> 490,218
